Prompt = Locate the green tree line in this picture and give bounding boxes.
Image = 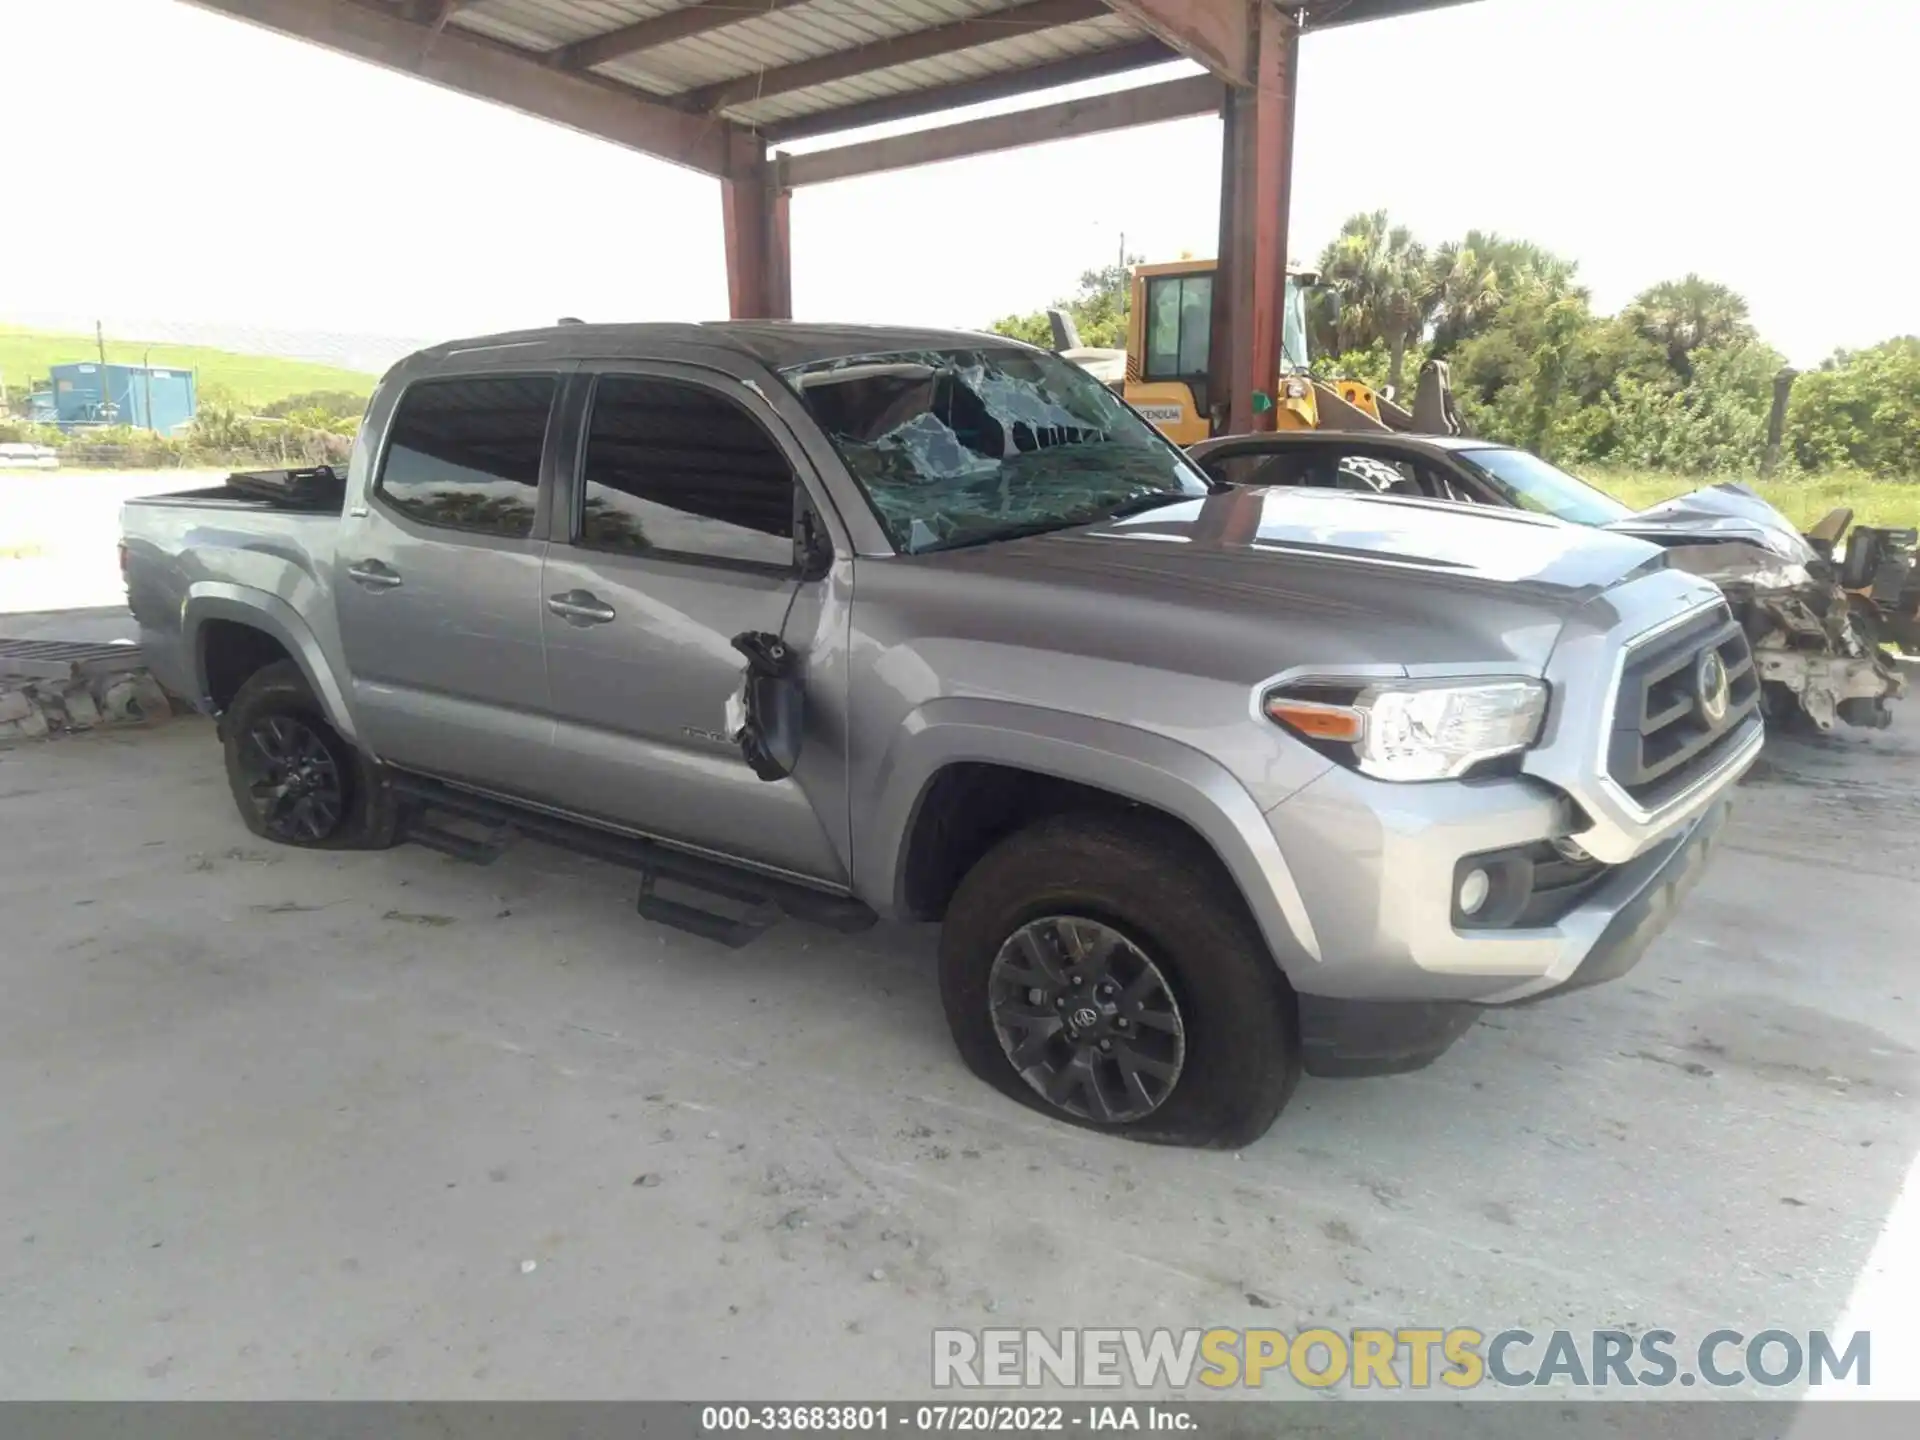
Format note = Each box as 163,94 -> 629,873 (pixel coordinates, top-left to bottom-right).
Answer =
991,211 -> 1920,479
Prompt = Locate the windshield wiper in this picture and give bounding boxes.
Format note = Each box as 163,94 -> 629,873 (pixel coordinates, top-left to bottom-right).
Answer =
917,518 -> 1087,554
914,492 -> 1198,554
1103,490 -> 1197,519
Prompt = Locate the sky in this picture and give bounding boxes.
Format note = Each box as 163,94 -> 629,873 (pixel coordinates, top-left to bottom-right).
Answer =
3,0 -> 1916,369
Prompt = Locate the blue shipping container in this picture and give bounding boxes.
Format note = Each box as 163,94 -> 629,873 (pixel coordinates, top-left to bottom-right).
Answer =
49,362 -> 198,434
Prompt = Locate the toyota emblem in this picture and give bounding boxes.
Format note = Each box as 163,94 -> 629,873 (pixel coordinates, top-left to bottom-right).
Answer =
1696,649 -> 1730,725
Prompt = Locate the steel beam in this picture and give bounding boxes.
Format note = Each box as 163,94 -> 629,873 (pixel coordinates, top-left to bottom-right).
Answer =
760,38 -> 1176,142
1100,0 -> 1251,84
782,72 -> 1218,186
181,0 -> 742,177
552,0 -> 812,72
684,0 -> 1110,114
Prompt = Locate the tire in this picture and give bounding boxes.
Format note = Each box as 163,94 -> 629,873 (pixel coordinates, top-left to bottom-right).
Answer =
938,810 -> 1300,1148
221,660 -> 395,850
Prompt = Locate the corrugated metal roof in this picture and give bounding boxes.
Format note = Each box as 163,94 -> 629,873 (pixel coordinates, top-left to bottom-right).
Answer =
447,0 -> 1468,130
592,0 -> 1051,98
455,0 -> 662,51
725,14 -> 1144,126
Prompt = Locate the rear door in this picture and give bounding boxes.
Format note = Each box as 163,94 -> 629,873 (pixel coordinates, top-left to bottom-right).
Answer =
333,371 -> 564,794
538,364 -> 850,884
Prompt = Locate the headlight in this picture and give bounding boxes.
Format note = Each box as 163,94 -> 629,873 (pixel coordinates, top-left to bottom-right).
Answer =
1265,678 -> 1549,781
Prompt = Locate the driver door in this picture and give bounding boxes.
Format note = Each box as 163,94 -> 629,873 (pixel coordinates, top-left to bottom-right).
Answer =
537,365 -> 851,885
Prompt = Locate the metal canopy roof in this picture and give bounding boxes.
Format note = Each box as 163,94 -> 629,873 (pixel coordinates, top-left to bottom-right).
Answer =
447,0 -> 1470,134
190,0 -> 1477,175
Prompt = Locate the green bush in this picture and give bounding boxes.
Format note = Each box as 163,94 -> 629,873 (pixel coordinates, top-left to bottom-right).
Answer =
259,389 -> 369,423
1785,338 -> 1920,479
0,421 -> 70,447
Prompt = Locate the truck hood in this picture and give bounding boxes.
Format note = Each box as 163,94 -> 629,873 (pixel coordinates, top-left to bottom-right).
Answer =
1605,482 -> 1817,570
922,487 -> 1672,677
1062,486 -> 1665,597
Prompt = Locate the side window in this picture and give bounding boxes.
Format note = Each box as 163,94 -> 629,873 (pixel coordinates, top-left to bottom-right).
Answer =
376,376 -> 555,538
1202,450 -> 1320,489
1143,274 -> 1214,381
578,375 -> 796,570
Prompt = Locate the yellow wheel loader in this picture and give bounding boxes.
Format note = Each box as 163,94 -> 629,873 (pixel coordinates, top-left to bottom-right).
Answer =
1049,257 -> 1460,441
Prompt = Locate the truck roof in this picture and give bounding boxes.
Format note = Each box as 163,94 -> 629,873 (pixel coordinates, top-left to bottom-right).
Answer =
406,321 -> 1028,374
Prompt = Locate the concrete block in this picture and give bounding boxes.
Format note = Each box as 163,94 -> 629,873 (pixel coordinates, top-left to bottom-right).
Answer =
29,693 -> 64,730
0,689 -> 30,724
15,705 -> 49,740
103,672 -> 172,725
63,688 -> 103,729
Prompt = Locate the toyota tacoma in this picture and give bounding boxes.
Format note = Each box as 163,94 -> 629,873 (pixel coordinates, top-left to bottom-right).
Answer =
120,324 -> 1759,1146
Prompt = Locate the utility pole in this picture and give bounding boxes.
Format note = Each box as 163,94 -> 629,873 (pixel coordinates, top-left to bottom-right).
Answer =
96,320 -> 106,366
1761,367 -> 1798,478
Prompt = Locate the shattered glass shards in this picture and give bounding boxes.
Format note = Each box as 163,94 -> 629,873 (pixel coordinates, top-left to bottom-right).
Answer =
782,347 -> 1205,554
872,412 -> 1001,482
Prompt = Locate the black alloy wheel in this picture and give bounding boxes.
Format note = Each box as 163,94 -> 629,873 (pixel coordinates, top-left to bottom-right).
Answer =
235,713 -> 346,843
986,914 -> 1187,1124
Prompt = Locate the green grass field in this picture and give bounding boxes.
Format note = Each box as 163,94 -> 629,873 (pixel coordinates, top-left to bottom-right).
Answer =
1589,467 -> 1920,534
0,326 -> 376,409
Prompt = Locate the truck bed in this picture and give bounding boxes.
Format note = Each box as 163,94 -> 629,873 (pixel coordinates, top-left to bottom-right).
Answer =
121,469 -> 349,711
124,465 -> 347,516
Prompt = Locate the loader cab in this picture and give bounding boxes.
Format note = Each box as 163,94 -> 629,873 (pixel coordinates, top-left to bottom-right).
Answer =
1122,259 -> 1316,443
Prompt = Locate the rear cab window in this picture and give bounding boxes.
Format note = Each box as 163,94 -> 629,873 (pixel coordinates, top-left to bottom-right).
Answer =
375,375 -> 558,538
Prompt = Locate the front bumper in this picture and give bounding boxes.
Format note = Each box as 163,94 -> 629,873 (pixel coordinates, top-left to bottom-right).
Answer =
1264,741 -> 1743,1007
1297,798 -> 1729,1076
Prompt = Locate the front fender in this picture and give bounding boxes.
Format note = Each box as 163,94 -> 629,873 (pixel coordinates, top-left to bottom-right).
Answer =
184,583 -> 359,742
862,697 -> 1322,975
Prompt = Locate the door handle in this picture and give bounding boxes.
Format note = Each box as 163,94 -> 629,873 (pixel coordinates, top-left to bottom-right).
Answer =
346,559 -> 402,590
547,589 -> 616,626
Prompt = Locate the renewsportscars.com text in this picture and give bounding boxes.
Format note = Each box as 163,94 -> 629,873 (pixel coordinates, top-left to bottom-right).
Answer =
932,1326 -> 1871,1391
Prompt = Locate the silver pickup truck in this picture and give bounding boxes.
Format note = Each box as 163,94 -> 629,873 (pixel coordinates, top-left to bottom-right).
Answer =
121,323 -> 1760,1147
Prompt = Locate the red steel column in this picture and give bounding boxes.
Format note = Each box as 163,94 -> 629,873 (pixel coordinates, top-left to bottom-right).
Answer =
721,146 -> 793,320
1213,2 -> 1298,434
766,171 -> 793,319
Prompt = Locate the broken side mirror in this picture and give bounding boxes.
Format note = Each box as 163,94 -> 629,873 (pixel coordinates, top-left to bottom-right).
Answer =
728,632 -> 803,782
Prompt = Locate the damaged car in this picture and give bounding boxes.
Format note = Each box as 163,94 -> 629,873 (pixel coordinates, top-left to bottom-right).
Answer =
122,322 -> 1758,1145
1189,430 -> 1907,731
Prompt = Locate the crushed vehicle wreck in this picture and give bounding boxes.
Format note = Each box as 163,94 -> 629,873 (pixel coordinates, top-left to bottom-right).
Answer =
1805,508 -> 1920,658
122,324 -> 1755,1147
1189,431 -> 1907,731
1612,485 -> 1907,730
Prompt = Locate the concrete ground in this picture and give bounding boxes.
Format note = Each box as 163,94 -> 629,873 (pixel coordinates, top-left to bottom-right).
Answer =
1,713 -> 1916,1401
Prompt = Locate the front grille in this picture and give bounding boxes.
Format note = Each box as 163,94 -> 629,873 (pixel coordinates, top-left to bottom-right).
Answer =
1607,605 -> 1759,808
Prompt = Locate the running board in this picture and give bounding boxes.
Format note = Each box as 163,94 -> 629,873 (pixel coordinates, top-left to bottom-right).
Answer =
400,814 -> 516,865
385,772 -> 876,946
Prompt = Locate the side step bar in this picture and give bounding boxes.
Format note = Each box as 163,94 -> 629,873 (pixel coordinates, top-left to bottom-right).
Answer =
387,772 -> 876,949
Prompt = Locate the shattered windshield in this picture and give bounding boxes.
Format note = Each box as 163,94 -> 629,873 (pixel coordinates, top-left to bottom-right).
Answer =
1455,446 -> 1634,528
781,347 -> 1209,554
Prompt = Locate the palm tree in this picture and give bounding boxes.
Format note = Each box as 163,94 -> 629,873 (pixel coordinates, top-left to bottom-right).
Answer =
1425,241 -> 1502,357
1624,275 -> 1756,381
1317,211 -> 1438,393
